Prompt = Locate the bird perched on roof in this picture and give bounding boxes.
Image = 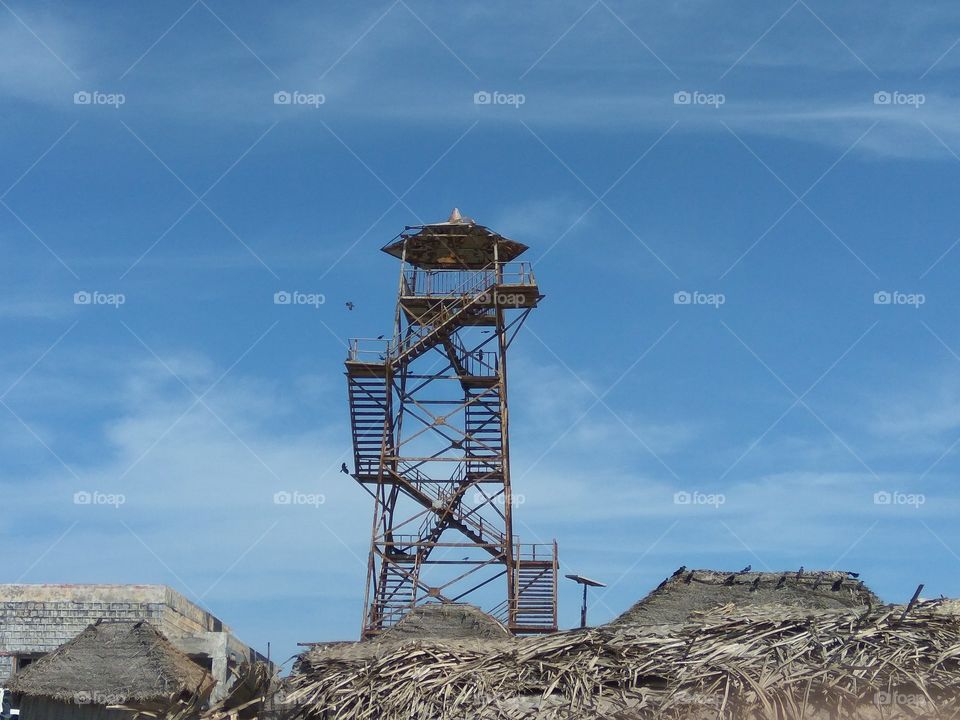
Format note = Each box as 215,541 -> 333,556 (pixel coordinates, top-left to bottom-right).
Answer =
723,574 -> 736,586
345,302 -> 355,311
739,565 -> 752,573
796,566 -> 804,579
750,577 -> 761,592
812,572 -> 824,590
684,571 -> 695,583
671,565 -> 687,578
340,463 -> 350,475
831,578 -> 843,591
846,571 -> 860,578
776,575 -> 786,589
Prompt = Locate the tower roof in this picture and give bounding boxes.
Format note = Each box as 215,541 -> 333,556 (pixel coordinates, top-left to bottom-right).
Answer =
381,209 -> 528,269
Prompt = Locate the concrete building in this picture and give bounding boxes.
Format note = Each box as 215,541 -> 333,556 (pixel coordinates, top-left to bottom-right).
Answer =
0,584 -> 270,702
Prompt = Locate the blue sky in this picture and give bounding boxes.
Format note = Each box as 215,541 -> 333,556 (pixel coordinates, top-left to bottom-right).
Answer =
3,0 -> 960,670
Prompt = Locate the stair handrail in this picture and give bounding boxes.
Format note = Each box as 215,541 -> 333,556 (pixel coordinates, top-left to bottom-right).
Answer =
392,266 -> 500,361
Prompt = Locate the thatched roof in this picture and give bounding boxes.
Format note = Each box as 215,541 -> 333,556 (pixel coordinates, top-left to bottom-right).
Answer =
379,603 -> 511,641
8,620 -> 215,705
284,600 -> 960,719
611,569 -> 880,627
382,213 -> 528,269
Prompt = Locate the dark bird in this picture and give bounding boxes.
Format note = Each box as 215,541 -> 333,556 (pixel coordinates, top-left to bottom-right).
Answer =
345,302 -> 355,311
750,577 -> 761,592
739,565 -> 752,573
684,571 -> 695,583
377,335 -> 385,339
846,571 -> 860,578
796,566 -> 804,579
475,350 -> 483,361
656,579 -> 668,591
723,574 -> 736,586
671,565 -> 687,578
831,578 -> 843,591
340,463 -> 350,475
776,575 -> 786,589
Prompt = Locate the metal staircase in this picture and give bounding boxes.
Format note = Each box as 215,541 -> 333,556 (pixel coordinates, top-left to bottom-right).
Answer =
465,386 -> 503,479
346,373 -> 390,479
513,548 -> 559,632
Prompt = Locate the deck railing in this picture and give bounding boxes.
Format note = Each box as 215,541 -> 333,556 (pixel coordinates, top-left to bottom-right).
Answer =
347,337 -> 394,362
402,262 -> 535,298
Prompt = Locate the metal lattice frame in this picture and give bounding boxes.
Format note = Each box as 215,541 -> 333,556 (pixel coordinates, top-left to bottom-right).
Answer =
345,222 -> 558,638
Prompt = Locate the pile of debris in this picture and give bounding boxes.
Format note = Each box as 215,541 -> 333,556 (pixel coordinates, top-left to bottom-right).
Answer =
280,571 -> 960,719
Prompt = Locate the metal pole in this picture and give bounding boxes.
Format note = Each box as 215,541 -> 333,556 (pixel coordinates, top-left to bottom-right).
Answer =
580,584 -> 588,628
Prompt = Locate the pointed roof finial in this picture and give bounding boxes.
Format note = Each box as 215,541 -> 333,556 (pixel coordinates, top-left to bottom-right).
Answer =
448,207 -> 462,223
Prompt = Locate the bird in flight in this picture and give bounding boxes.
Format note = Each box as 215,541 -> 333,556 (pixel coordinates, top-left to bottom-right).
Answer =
345,302 -> 355,311
340,463 -> 350,474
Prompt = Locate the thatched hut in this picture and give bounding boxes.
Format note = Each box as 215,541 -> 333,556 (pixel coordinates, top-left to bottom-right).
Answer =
379,602 -> 511,641
8,620 -> 215,720
611,569 -> 880,627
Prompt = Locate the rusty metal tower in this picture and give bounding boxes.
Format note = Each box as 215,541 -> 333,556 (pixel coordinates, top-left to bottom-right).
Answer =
344,209 -> 558,638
